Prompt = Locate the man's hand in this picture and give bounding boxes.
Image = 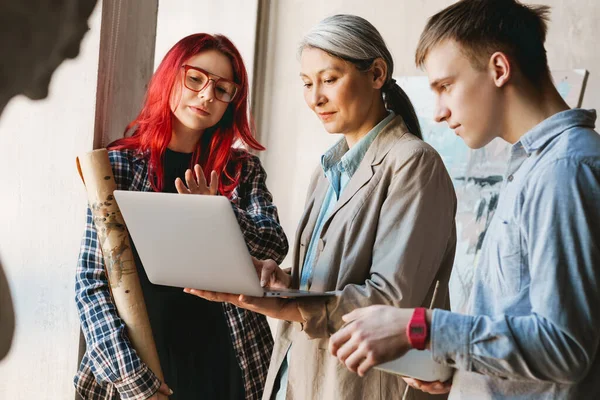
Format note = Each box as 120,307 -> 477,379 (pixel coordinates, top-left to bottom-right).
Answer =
403,377 -> 452,395
329,305 -> 414,377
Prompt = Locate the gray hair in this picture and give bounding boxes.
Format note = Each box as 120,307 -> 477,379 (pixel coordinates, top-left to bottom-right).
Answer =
300,14 -> 394,80
299,14 -> 422,139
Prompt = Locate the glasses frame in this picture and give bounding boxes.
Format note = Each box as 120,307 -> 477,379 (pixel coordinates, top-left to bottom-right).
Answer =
181,64 -> 240,103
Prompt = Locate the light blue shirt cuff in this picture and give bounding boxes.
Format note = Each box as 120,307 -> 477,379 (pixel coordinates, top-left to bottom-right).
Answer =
431,309 -> 473,371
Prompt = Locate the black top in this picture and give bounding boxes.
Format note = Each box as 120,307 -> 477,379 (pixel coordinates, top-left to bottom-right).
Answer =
133,148 -> 245,400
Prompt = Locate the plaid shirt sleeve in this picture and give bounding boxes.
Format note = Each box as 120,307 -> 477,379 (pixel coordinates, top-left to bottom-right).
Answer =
230,154 -> 289,264
74,151 -> 161,400
225,153 -> 288,400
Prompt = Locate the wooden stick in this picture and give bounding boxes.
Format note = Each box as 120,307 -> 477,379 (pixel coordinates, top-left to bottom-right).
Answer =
77,149 -> 165,386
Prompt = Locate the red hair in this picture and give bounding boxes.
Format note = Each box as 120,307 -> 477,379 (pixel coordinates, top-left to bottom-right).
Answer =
108,33 -> 264,196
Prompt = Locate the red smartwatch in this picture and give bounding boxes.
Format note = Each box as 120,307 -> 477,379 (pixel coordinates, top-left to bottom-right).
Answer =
406,307 -> 428,350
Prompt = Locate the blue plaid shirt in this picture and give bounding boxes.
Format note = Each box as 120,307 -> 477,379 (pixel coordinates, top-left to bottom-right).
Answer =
74,149 -> 288,400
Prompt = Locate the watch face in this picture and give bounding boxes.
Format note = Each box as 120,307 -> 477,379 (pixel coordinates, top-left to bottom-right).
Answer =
410,326 -> 425,335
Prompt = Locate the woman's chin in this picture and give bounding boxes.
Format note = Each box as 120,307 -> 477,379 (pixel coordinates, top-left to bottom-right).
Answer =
321,122 -> 343,134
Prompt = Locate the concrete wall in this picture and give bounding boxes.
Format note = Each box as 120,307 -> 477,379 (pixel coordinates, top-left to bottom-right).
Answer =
94,1 -> 158,148
0,5 -> 102,399
154,0 -> 258,83
256,0 -> 600,268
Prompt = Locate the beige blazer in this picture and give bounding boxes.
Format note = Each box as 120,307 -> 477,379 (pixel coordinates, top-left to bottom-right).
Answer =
262,116 -> 457,400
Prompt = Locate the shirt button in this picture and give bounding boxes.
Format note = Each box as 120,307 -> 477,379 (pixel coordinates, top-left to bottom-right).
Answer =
507,175 -> 514,182
318,239 -> 325,252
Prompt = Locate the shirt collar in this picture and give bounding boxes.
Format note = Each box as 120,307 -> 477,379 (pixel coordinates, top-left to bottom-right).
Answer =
132,148 -> 150,163
320,111 -> 395,177
519,109 -> 596,154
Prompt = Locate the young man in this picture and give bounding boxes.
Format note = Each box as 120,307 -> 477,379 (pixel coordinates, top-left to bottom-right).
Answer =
328,1 -> 600,399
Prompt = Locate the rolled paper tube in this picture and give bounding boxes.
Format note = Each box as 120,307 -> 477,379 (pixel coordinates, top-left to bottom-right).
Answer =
76,149 -> 165,388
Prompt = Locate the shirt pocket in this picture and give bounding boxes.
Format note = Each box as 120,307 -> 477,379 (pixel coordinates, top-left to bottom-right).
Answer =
490,215 -> 523,295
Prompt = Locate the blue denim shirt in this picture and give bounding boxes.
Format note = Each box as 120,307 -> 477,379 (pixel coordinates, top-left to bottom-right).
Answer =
432,109 -> 600,399
276,111 -> 395,400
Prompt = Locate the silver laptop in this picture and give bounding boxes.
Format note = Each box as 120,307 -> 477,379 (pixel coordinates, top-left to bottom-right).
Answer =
113,190 -> 333,298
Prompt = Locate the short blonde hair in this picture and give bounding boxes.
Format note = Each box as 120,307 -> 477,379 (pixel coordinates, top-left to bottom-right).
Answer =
415,0 -> 551,84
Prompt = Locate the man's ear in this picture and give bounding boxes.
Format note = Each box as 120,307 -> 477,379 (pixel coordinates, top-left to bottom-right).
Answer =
489,51 -> 511,88
371,58 -> 388,90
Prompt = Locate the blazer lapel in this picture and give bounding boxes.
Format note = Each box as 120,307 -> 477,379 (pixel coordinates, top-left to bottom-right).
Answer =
297,175 -> 329,263
325,160 -> 374,223
290,172 -> 330,287
322,116 -> 408,228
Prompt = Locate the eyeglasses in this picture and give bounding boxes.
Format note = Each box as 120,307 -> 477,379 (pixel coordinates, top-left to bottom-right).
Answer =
181,65 -> 239,103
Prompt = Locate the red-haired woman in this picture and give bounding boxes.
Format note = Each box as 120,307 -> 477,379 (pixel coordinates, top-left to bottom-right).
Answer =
73,34 -> 288,400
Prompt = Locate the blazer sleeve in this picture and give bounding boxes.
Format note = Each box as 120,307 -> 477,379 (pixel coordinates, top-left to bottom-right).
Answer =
297,147 -> 457,338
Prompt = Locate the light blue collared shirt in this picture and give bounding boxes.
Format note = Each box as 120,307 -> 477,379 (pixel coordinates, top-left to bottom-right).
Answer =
276,111 -> 395,399
299,111 -> 396,289
432,109 -> 600,399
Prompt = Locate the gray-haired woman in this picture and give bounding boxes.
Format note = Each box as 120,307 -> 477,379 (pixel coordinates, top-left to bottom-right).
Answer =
186,14 -> 457,400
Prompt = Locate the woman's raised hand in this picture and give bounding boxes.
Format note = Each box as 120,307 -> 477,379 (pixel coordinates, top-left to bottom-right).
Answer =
175,164 -> 218,195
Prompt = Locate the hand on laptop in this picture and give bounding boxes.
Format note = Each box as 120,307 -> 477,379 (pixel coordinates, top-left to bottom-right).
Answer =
252,257 -> 291,289
184,258 -> 307,322
329,305 -> 430,377
175,164 -> 219,195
